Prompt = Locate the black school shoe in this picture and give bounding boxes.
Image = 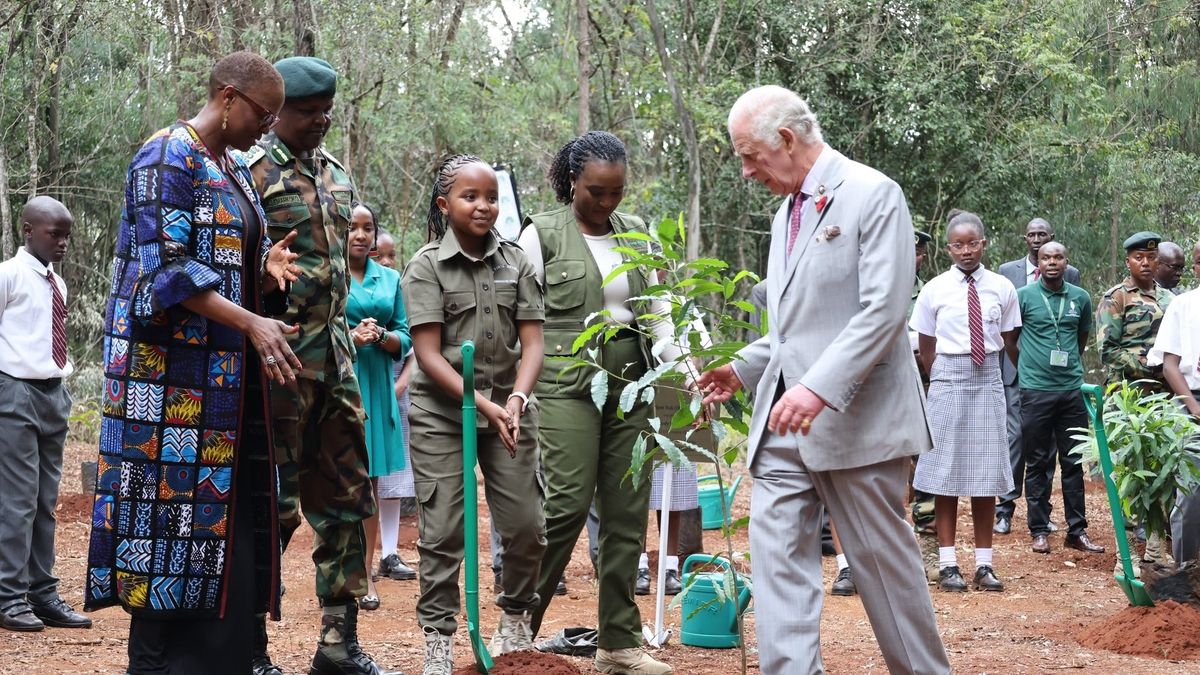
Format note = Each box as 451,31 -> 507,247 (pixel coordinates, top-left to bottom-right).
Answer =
378,554 -> 417,581
634,567 -> 651,596
937,566 -> 968,592
0,602 -> 44,632
30,598 -> 91,628
973,565 -> 1004,591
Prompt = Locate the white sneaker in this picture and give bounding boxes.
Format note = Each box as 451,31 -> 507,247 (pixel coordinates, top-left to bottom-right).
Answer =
489,611 -> 533,656
595,647 -> 673,674
422,625 -> 454,675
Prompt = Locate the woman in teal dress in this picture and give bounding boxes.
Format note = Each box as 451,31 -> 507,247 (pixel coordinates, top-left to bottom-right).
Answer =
346,201 -> 412,609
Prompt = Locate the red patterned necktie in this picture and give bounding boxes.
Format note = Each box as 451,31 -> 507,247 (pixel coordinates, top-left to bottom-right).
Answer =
786,191 -> 808,256
966,272 -> 985,366
48,270 -> 67,369
1032,268 -> 1041,281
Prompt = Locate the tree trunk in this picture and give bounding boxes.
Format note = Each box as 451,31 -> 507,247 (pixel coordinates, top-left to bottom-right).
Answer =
645,0 -> 701,261
575,0 -> 591,134
0,145 -> 12,259
293,0 -> 316,56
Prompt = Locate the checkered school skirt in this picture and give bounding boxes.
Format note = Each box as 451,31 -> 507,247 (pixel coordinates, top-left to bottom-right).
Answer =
648,464 -> 699,511
378,360 -> 415,499
913,353 -> 1015,498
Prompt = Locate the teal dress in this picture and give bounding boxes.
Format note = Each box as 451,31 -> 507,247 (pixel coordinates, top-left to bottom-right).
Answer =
348,259 -> 412,477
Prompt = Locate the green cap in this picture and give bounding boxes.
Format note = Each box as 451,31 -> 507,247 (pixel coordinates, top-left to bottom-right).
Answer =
915,231 -> 933,247
274,56 -> 337,99
1123,231 -> 1161,252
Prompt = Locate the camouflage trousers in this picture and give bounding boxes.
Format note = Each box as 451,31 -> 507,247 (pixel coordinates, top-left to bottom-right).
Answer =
272,366 -> 375,605
909,457 -> 939,583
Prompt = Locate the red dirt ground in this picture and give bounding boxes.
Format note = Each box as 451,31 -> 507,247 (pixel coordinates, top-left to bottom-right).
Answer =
4,443 -> 1200,674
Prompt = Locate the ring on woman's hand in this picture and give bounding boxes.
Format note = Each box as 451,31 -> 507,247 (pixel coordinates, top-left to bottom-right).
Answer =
265,355 -> 278,365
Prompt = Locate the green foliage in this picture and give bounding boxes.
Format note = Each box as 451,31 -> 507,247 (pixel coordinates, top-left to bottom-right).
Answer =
1072,381 -> 1200,541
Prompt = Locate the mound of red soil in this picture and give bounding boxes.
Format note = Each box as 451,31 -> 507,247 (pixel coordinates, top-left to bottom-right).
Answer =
451,650 -> 582,675
1076,600 -> 1200,660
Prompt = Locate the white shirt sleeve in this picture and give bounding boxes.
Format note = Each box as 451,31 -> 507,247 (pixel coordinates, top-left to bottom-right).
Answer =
1148,299 -> 1182,366
1000,281 -> 1021,331
909,281 -> 936,336
515,225 -> 545,288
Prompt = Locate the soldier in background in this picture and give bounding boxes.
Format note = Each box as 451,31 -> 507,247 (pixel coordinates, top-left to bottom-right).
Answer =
246,56 -> 397,675
909,230 -> 939,582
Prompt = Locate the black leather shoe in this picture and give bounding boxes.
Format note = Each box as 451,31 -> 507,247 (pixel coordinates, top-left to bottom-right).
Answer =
378,554 -> 417,581
973,565 -> 1004,591
1066,533 -> 1106,553
252,654 -> 284,675
1,602 -> 44,632
555,579 -> 568,596
938,566 -> 967,592
664,570 -> 682,596
30,598 -> 91,628
821,541 -> 837,557
1031,534 -> 1051,554
831,567 -> 857,596
993,517 -> 1012,535
358,594 -> 380,611
635,567 -> 651,596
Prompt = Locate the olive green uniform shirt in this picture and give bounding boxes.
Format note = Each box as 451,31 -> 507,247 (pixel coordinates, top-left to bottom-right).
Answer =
1096,277 -> 1172,387
245,132 -> 357,382
402,229 -> 544,423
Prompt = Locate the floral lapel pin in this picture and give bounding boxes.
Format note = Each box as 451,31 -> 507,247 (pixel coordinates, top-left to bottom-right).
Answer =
814,184 -> 829,213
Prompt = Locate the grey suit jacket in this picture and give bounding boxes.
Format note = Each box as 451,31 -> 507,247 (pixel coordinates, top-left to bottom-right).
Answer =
996,257 -> 1081,385
734,149 -> 931,472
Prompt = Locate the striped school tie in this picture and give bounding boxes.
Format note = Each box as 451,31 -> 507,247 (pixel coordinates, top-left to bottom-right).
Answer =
48,270 -> 68,369
965,272 -> 985,366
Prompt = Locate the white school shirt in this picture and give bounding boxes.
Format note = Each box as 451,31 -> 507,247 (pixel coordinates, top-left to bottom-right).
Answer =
0,247 -> 73,379
910,265 -> 1021,355
1148,288 -> 1200,391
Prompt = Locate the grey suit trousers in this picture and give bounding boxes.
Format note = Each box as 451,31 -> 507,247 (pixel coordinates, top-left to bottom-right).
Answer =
750,428 -> 950,674
0,372 -> 71,606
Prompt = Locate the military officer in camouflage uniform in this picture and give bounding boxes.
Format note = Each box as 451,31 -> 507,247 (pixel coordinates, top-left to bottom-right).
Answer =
1097,231 -> 1174,394
245,57 -> 398,675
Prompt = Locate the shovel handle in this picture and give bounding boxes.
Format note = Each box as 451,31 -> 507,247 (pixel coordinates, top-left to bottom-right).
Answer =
1080,384 -> 1141,591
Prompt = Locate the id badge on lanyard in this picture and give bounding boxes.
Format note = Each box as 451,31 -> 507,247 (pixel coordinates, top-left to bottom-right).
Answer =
1041,292 -> 1069,368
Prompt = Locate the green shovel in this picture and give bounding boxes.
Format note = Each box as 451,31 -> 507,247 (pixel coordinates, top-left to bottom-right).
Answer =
462,341 -> 494,672
1081,383 -> 1154,607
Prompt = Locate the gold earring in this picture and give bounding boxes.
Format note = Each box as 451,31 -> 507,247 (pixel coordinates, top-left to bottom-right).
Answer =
569,185 -> 576,201
222,108 -> 229,131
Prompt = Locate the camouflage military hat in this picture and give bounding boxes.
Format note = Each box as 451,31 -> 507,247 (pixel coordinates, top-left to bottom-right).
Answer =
1123,231 -> 1162,252
915,231 -> 933,247
274,56 -> 337,99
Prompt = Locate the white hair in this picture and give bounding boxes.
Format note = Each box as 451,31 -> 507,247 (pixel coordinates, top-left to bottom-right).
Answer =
728,85 -> 823,149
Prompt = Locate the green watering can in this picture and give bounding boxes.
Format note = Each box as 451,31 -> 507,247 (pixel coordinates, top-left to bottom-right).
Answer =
697,474 -> 743,530
679,554 -> 752,648
1081,383 -> 1153,607
461,342 -> 494,672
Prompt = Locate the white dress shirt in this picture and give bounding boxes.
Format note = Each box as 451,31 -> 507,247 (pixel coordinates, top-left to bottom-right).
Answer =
0,247 -> 73,379
1148,288 -> 1200,391
910,265 -> 1021,355
1025,257 -> 1039,285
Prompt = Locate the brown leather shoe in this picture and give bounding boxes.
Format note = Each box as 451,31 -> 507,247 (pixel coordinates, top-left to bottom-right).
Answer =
1065,533 -> 1106,553
1031,534 -> 1050,554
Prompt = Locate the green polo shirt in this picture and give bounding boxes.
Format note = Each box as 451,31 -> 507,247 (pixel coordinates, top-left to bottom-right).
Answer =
1017,279 -> 1093,391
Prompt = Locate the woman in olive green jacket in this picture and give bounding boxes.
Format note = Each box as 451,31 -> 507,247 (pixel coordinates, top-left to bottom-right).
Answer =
519,131 -> 678,675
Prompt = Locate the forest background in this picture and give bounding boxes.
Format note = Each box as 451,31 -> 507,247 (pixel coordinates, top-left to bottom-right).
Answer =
2,0 -> 1199,430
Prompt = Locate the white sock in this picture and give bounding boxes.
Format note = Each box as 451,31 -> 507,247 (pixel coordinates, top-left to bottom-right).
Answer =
835,554 -> 849,571
379,498 -> 402,558
665,555 -> 679,572
975,547 -> 993,569
938,546 -> 957,570
638,552 -> 649,569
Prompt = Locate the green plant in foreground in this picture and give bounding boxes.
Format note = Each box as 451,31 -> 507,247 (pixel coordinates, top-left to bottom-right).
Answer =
1072,381 -> 1200,544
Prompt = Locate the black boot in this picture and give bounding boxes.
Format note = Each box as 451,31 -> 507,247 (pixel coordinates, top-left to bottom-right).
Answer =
252,614 -> 283,675
310,603 -> 403,675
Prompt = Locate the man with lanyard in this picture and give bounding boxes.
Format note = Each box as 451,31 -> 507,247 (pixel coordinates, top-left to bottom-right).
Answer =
1012,242 -> 1105,555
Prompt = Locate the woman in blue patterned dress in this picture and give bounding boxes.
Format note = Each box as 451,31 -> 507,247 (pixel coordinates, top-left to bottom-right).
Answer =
85,52 -> 301,674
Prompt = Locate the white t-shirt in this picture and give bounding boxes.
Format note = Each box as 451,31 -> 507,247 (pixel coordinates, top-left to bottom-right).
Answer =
910,265 -> 1021,355
1148,288 -> 1200,391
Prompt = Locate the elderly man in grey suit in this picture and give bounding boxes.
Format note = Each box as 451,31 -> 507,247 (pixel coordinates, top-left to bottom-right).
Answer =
993,218 -> 1081,534
701,86 -> 949,675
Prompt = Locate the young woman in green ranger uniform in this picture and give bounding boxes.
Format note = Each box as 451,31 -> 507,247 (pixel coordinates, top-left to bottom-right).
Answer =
519,131 -> 693,675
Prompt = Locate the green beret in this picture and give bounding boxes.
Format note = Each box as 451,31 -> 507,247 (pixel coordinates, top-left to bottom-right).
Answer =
274,56 -> 337,99
915,231 -> 933,247
1123,231 -> 1162,252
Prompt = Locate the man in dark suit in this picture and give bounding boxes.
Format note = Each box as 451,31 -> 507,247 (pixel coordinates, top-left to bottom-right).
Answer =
994,218 -> 1080,534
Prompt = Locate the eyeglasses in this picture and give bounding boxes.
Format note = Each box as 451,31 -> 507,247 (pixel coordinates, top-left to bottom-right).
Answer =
948,239 -> 986,253
224,85 -> 279,130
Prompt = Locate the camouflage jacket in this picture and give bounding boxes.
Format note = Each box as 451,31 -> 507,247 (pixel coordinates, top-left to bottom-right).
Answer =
1096,277 -> 1173,387
245,132 -> 357,382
